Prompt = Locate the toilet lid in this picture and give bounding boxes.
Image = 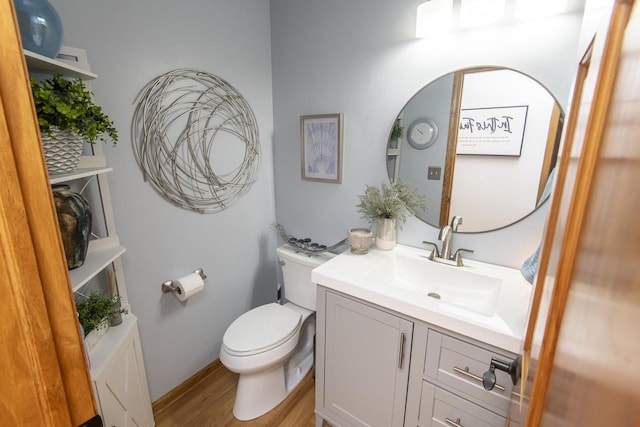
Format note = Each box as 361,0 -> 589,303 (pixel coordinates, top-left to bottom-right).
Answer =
223,303 -> 302,355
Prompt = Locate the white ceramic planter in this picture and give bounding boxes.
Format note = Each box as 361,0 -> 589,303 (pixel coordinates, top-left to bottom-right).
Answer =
375,218 -> 396,250
41,127 -> 84,175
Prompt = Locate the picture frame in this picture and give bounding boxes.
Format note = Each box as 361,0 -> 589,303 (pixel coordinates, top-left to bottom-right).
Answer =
456,105 -> 529,156
300,113 -> 343,183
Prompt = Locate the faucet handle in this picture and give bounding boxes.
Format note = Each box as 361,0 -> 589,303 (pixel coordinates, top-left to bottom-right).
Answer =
422,241 -> 440,260
453,248 -> 474,267
450,216 -> 463,232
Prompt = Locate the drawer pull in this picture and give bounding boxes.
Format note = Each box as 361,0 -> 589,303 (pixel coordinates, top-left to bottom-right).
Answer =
445,417 -> 464,427
453,366 -> 505,391
398,333 -> 406,369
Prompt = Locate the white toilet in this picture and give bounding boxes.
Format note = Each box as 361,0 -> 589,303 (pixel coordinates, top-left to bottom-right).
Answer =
219,244 -> 335,421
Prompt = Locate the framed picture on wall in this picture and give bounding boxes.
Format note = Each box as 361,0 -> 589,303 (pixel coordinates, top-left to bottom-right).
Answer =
456,105 -> 529,156
300,113 -> 343,183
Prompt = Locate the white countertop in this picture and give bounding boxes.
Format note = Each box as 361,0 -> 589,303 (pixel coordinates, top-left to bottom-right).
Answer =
312,244 -> 532,354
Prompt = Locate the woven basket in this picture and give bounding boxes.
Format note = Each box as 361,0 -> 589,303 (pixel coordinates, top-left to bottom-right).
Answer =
41,127 -> 84,175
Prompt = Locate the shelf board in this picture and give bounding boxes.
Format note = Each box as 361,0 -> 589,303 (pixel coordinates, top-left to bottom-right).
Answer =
70,239 -> 126,292
49,166 -> 113,185
25,49 -> 97,80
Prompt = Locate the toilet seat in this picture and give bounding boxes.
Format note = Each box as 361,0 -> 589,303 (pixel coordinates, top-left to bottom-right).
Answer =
222,303 -> 301,357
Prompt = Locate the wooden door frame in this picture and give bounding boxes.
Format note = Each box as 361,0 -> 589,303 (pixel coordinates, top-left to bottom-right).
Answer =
0,0 -> 97,425
524,1 -> 634,425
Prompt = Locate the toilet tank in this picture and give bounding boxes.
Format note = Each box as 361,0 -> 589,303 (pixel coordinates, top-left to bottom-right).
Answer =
276,244 -> 336,311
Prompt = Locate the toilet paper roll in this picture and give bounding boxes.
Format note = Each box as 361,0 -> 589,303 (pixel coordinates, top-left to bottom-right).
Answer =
174,272 -> 205,301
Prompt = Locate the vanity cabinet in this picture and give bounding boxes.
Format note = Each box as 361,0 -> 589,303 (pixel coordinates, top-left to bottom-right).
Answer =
26,47 -> 154,426
316,287 -> 518,427
405,323 -> 516,427
316,290 -> 413,427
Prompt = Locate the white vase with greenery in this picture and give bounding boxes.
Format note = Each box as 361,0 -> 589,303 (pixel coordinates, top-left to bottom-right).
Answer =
375,218 -> 397,250
30,74 -> 118,175
356,181 -> 427,250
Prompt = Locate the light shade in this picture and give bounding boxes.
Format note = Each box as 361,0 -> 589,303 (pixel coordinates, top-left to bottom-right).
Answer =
459,0 -> 506,27
416,0 -> 453,39
515,0 -> 568,20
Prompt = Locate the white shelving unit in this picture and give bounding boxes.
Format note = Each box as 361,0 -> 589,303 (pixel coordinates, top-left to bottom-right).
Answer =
26,46 -> 153,426
25,46 -> 97,79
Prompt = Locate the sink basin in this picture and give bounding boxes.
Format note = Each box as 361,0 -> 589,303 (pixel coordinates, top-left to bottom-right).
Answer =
364,248 -> 502,317
311,243 -> 532,353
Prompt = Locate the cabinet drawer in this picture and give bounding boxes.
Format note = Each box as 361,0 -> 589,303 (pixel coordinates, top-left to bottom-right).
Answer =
424,329 -> 514,416
419,381 -> 506,427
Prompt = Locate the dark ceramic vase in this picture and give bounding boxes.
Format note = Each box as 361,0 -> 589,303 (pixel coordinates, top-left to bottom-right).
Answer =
52,185 -> 92,270
13,0 -> 63,59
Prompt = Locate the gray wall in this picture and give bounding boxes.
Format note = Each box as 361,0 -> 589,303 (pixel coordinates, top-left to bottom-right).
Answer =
51,0 -> 275,401
50,0 -> 586,403
271,0 -> 584,268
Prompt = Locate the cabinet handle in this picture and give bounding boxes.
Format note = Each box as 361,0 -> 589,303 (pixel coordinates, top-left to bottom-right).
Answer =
445,417 -> 464,427
453,366 -> 505,391
398,333 -> 406,369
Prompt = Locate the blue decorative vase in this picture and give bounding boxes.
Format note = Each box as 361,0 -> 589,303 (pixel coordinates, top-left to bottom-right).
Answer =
13,0 -> 63,59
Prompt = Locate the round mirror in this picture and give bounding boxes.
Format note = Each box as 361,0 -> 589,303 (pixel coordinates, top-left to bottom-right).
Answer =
387,67 -> 563,233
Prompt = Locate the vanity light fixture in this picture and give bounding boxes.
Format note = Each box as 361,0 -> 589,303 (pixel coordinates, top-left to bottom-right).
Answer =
459,0 -> 505,28
415,0 -> 453,39
514,0 -> 568,20
416,0 -> 573,38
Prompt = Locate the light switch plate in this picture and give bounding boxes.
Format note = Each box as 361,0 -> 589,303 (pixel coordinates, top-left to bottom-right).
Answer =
428,166 -> 441,180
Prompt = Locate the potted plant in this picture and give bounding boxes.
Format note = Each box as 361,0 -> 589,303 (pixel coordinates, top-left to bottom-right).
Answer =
30,74 -> 118,175
77,291 -> 127,350
388,119 -> 404,152
356,181 -> 426,250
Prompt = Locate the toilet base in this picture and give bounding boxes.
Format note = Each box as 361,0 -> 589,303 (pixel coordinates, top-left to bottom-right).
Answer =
231,314 -> 316,421
233,365 -> 288,421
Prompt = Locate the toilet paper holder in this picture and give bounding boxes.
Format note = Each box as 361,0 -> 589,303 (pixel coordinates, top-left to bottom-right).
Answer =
161,268 -> 207,295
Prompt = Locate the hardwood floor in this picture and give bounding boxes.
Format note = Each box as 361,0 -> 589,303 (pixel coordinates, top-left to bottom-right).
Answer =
153,361 -> 321,426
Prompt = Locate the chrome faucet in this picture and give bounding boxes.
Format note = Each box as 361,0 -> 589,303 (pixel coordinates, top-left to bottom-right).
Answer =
422,216 -> 474,267
439,225 -> 453,261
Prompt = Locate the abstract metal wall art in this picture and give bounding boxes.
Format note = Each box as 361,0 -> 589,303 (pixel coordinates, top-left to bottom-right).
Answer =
132,69 -> 260,213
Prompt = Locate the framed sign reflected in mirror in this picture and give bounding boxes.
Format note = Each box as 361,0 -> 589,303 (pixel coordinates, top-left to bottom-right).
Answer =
300,113 -> 343,183
457,105 -> 529,156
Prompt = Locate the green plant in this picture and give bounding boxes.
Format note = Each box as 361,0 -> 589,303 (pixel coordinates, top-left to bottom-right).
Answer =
390,119 -> 404,140
356,181 -> 427,226
76,291 -> 127,335
30,74 -> 118,145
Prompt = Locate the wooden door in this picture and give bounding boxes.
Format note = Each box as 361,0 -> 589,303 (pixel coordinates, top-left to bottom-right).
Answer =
522,0 -> 640,425
0,0 -> 97,425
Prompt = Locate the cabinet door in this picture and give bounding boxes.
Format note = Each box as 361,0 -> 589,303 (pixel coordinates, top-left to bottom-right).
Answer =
94,329 -> 154,427
323,292 -> 413,427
